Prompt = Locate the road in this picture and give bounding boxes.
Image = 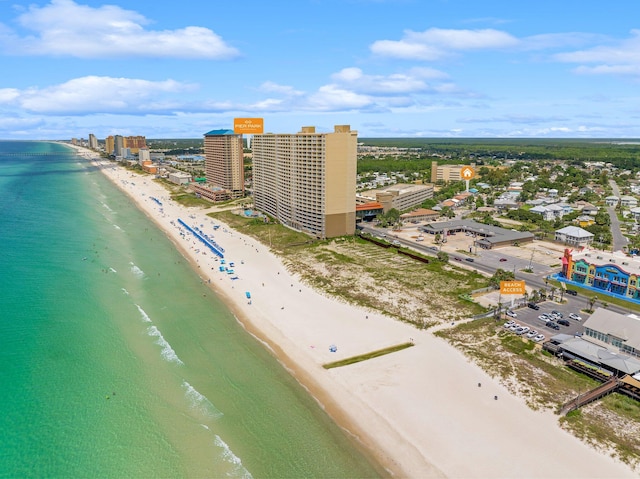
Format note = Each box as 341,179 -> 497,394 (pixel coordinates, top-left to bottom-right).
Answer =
358,223 -> 636,318
358,223 -> 554,285
608,180 -> 629,252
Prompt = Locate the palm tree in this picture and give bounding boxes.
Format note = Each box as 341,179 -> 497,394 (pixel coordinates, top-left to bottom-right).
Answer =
588,295 -> 598,312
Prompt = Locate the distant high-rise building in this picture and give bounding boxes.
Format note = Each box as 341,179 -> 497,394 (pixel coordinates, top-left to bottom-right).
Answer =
252,125 -> 357,239
124,136 -> 147,154
114,135 -> 124,157
105,136 -> 115,155
202,129 -> 245,197
138,148 -> 151,164
88,134 -> 98,149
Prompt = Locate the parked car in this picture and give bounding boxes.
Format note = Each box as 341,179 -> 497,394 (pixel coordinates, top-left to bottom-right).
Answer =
533,334 -> 545,342
566,289 -> 578,296
551,310 -> 563,318
546,321 -> 560,330
506,310 -> 517,318
526,330 -> 538,338
569,313 -> 583,321
504,321 -> 515,328
516,326 -> 530,335
557,319 -> 570,326
528,302 -> 540,310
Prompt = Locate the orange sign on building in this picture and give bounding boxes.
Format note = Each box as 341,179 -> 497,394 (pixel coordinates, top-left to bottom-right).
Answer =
461,166 -> 475,180
234,118 -> 264,134
500,280 -> 526,295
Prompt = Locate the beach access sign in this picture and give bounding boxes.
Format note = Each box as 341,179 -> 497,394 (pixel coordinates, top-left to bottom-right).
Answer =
500,280 -> 526,295
234,118 -> 264,134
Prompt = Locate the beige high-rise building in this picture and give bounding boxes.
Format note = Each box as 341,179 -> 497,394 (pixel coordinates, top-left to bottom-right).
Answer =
203,129 -> 245,198
431,161 -> 475,183
252,125 -> 357,238
123,136 -> 147,154
105,135 -> 115,155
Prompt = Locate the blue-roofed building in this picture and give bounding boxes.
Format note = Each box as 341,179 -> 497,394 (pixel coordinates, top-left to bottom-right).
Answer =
195,128 -> 245,202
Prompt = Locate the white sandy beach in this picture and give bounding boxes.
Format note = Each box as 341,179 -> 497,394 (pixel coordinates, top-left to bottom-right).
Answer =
76,147 -> 635,478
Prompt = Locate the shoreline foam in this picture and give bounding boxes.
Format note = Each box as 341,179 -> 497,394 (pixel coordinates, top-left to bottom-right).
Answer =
74,146 -> 636,478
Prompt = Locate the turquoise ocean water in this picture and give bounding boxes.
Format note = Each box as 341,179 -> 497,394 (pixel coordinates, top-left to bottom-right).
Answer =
0,141 -> 381,478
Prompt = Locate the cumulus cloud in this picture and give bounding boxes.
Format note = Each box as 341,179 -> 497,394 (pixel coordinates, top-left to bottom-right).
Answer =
370,28 -> 606,62
0,76 -> 196,114
329,67 -> 448,94
371,27 -> 519,60
2,0 -> 239,59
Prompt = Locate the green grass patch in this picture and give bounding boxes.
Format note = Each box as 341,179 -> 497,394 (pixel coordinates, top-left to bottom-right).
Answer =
323,342 -> 414,369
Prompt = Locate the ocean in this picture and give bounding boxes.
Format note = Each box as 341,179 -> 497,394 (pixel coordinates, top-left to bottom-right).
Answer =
0,141 -> 381,478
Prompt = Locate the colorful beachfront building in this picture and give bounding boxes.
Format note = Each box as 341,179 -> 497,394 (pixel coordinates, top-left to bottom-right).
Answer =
561,248 -> 640,301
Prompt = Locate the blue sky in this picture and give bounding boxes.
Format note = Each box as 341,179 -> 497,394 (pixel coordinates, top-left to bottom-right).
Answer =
1,0 -> 640,140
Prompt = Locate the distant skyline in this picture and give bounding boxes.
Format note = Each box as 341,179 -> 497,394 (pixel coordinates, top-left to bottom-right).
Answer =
2,0 -> 640,139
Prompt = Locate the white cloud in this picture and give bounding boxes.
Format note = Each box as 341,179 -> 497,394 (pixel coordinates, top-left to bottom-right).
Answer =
307,85 -> 373,111
3,0 -> 239,59
258,82 -> 304,96
371,27 -> 519,60
330,67 -> 449,95
553,30 -> 640,78
2,76 -> 196,114
0,88 -> 21,102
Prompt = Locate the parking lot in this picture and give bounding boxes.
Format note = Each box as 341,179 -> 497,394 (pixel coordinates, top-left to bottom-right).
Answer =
501,300 -> 590,341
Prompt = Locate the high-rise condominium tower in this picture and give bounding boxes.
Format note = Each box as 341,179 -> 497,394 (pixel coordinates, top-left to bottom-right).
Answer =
203,129 -> 245,198
252,125 -> 357,239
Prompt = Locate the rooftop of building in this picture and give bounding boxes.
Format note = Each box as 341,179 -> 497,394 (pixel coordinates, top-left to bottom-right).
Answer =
556,225 -> 594,238
569,248 -> 640,275
355,202 -> 384,212
421,219 -> 534,244
204,129 -> 236,136
400,208 -> 439,217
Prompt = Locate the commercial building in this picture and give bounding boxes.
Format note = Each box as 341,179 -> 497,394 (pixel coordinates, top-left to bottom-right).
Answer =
357,183 -> 434,212
431,161 -> 475,183
560,248 -> 640,301
252,125 -> 357,238
582,308 -> 640,359
356,202 -> 384,223
400,208 -> 440,224
197,129 -> 245,201
420,219 -> 534,249
168,171 -> 192,185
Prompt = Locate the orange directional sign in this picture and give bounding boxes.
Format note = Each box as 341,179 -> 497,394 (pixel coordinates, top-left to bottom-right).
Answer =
461,166 -> 475,180
500,280 -> 526,295
234,118 -> 264,134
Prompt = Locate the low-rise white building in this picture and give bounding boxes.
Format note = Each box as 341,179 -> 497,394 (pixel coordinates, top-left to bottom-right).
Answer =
620,195 -> 638,208
555,225 -> 594,247
168,171 -> 192,185
605,195 -> 620,206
